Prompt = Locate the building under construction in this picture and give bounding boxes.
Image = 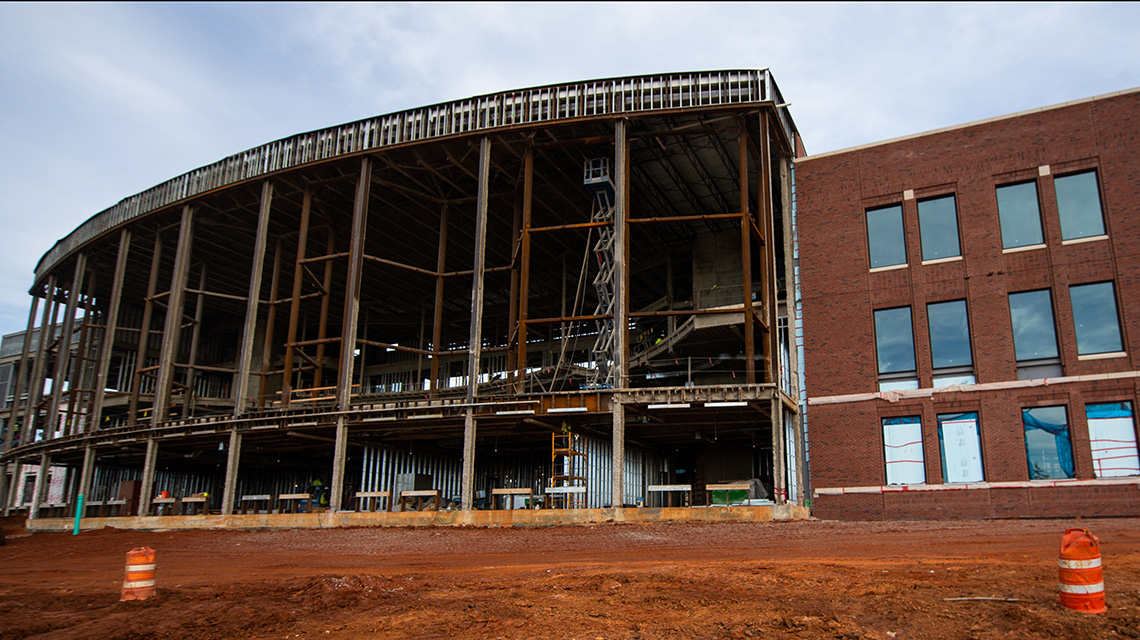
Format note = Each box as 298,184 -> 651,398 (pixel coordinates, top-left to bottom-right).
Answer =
0,70 -> 806,525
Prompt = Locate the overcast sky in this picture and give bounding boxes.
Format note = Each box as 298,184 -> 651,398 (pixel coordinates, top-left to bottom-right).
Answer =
0,2 -> 1137,338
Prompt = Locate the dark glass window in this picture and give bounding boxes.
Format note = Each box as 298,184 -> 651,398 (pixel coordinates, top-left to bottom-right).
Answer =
1008,290 -> 1058,361
1070,282 -> 1123,355
927,300 -> 973,369
866,204 -> 906,268
917,195 -> 961,260
874,307 -> 916,374
1023,406 -> 1074,479
996,182 -> 1043,249
1054,171 -> 1106,240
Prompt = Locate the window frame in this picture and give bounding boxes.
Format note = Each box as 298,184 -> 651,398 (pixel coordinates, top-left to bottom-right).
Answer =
873,306 -> 918,391
1022,405 -> 1075,480
996,180 -> 1045,251
1085,401 -> 1140,478
937,411 -> 985,483
1008,289 -> 1061,378
883,416 -> 926,485
927,299 -> 975,386
917,194 -> 962,262
866,203 -> 908,271
1054,169 -> 1107,242
1069,281 -> 1125,358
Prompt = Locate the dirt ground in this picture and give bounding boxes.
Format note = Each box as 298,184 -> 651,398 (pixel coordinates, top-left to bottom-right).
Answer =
1,517 -> 1138,639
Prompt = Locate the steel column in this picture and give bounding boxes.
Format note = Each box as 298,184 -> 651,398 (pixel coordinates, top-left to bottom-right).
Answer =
331,157 -> 371,512
612,119 -> 629,509
234,180 -> 273,415
23,276 -> 58,445
220,428 -> 242,515
759,111 -> 778,383
138,438 -> 158,516
258,239 -> 284,408
153,205 -> 196,422
515,145 -> 533,393
313,227 -> 336,389
181,264 -> 207,418
461,136 -> 491,511
771,395 -> 786,504
2,293 -> 39,456
430,205 -> 448,396
128,234 -> 163,425
282,188 -> 313,407
739,125 -> 756,384
77,445 -> 96,507
28,453 -> 50,520
47,254 -> 86,439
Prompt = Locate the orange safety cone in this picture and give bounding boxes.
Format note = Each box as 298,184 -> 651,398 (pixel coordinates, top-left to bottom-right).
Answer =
121,547 -> 157,601
1058,528 -> 1106,613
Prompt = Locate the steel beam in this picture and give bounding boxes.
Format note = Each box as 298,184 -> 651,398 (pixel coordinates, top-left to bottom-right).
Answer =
154,206 -> 195,423
282,188 -> 313,407
129,234 -> 164,425
331,157 -> 371,512
612,119 -> 629,509
47,254 -> 86,440
461,136 -> 491,511
234,180 -> 273,416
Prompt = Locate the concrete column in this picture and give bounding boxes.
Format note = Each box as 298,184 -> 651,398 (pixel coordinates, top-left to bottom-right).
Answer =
154,206 -> 195,422
29,453 -> 50,520
91,229 -> 131,431
221,428 -> 242,515
611,119 -> 629,508
330,157 -> 371,512
461,136 -> 491,512
138,438 -> 159,516
234,180 -> 273,416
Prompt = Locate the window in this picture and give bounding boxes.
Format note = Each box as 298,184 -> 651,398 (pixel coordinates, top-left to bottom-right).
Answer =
874,307 -> 917,390
883,416 -> 925,485
927,300 -> 974,386
1069,282 -> 1123,356
1008,290 -> 1060,379
866,204 -> 906,269
937,412 -> 984,483
996,182 -> 1044,249
1086,402 -> 1140,477
1055,170 -> 1106,241
1022,406 -> 1074,480
917,195 -> 961,261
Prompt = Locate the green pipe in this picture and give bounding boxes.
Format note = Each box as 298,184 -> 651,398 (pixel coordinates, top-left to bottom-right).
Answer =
73,494 -> 84,535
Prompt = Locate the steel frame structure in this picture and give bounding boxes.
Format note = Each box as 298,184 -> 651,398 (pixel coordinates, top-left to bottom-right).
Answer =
0,70 -> 804,520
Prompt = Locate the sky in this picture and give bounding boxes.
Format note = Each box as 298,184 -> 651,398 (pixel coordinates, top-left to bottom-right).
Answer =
0,2 -> 1138,338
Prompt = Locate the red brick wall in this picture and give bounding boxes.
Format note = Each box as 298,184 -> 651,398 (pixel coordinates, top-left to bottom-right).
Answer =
798,90 -> 1140,520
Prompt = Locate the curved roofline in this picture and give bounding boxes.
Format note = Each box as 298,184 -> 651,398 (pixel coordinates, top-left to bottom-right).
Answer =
35,69 -> 797,284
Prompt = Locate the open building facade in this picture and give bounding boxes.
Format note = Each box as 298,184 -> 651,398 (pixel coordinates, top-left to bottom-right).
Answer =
0,70 -> 806,524
2,70 -> 1138,525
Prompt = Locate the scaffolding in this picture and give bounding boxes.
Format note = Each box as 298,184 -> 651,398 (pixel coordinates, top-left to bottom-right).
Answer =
550,428 -> 588,509
584,158 -> 616,389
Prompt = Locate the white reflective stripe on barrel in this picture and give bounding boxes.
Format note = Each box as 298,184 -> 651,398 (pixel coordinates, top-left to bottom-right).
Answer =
122,580 -> 157,589
1058,557 -> 1101,569
1058,581 -> 1104,594
126,563 -> 156,571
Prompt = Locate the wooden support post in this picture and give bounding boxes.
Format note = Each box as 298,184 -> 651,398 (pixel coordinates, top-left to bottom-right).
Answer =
138,438 -> 158,516
258,238 -> 284,408
331,157 -> 371,513
462,136 -> 491,512
24,277 -> 58,444
234,180 -> 273,416
153,205 -> 195,422
182,264 -> 207,418
515,145 -> 533,393
430,205 -> 448,396
221,428 -> 242,515
29,453 -> 50,520
282,188 -> 313,406
129,234 -> 163,425
612,119 -> 629,509
47,254 -> 86,439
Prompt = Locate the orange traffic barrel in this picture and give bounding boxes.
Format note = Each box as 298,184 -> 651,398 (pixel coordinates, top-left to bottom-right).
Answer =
121,547 -> 157,601
1058,528 -> 1106,613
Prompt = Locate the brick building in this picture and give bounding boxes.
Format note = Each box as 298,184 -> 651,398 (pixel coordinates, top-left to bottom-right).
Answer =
797,88 -> 1140,519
